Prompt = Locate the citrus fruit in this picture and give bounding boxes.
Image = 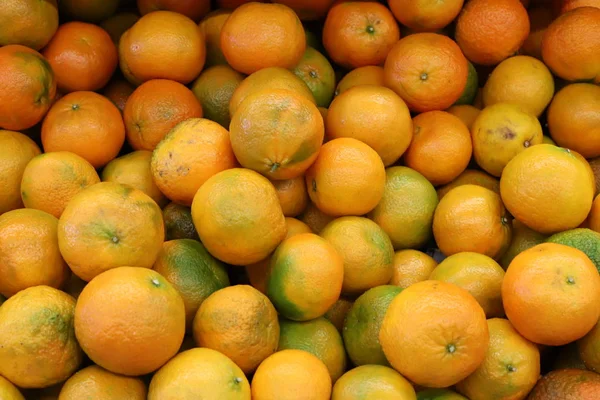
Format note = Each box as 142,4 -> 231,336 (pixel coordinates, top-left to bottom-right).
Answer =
59,365 -> 147,400
520,6 -> 554,60
321,217 -> 394,296
220,2 -> 305,74
502,243 -> 600,345
148,348 -> 251,400
390,250 -> 438,289
324,297 -> 354,333
332,365 -> 417,400
527,369 -> 600,399
137,0 -> 211,21
0,0 -> 58,50
306,138 -> 386,217
326,85 -> 412,166
100,12 -> 139,45
388,0 -> 464,32
335,66 -> 385,97
380,280 -> 489,388
417,389 -> 468,400
0,286 -> 82,388
591,195 -> 600,233
561,0 -> 600,12
199,10 -> 231,67
454,61 -> 479,106
58,182 -> 165,281
151,118 -> 236,206
272,0 -> 335,20
579,319 -> 600,372
251,349 -> 332,400
436,169 -> 499,200
499,219 -> 547,269
300,202 -> 336,234
272,176 -> 309,218
384,33 -> 468,112
191,168 -> 287,265
267,233 -> 344,321
446,104 -> 481,130
59,0 -> 118,22
0,375 -> 24,400
292,46 -> 336,108
547,228 -> 600,272
162,202 -> 199,241
75,267 -> 185,376
102,79 -> 135,113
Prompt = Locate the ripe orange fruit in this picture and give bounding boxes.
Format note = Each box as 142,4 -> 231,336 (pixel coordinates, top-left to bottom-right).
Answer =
388,0 -> 464,32
0,286 -> 82,389
59,365 -> 147,400
579,319 -> 600,372
300,202 -> 336,233
390,250 -> 438,289
327,85 -> 412,166
0,375 -> 23,400
0,130 -> 41,214
292,47 -> 336,108
384,33 -> 468,112
446,104 -> 481,130
434,185 -> 512,258
102,79 -> 135,113
220,2 -> 305,74
500,144 -> 595,234
335,66 -> 385,97
324,297 -> 353,334
404,111 -> 472,186
548,83 -> 600,159
0,45 -> 56,131
41,91 -> 125,168
191,168 -> 287,265
521,6 -> 554,60
119,11 -> 206,85
590,195 -> 600,233
60,0 -> 118,22
502,243 -> 600,345
42,22 -> 117,93
137,0 -> 211,21
527,369 -> 600,399
306,138 -> 386,217
436,169 -> 500,200
58,182 -> 165,281
100,12 -> 139,45
333,365 -> 416,399
380,280 -> 489,388
230,89 -> 324,180
0,0 -> 58,50
124,79 -> 203,151
148,348 -> 251,399
542,6 -> 600,83
151,118 -> 236,206
499,219 -> 547,269
102,150 -> 167,208
21,151 -> 101,218
562,0 -> 600,12
456,0 -> 530,66
199,10 -> 232,67
251,349 -> 332,400
272,0 -> 335,20
162,202 -> 199,241
272,176 -> 309,217
323,1 -> 399,69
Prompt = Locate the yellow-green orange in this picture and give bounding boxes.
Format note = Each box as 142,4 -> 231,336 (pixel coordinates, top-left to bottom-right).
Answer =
292,46 -> 336,107
58,365 -> 147,400
454,61 -> 478,106
324,297 -> 354,333
499,219 -> 547,269
0,376 -> 24,400
390,250 -> 438,289
547,228 -> 600,273
436,169 -> 499,200
332,365 -> 416,400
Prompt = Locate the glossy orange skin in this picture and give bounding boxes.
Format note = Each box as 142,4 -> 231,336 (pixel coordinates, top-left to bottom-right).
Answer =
384,33 -> 468,112
388,0 -> 464,32
272,0 -> 335,20
561,0 -> 600,13
273,176 -> 309,217
59,365 -> 147,400
42,22 -> 117,93
102,79 -> 135,113
41,91 -> 125,168
323,1 -> 400,69
0,45 -> 56,131
198,10 -> 231,67
137,0 -> 211,21
527,369 -> 600,399
0,0 -> 58,50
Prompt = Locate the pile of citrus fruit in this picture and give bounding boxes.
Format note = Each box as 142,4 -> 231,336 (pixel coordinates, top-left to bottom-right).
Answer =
1,0 -> 600,399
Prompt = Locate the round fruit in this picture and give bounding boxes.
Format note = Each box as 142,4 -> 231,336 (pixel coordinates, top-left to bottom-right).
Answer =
332,365 -> 417,400
102,79 -> 135,112
199,9 -> 231,67
390,250 -> 438,289
547,228 -> 600,273
0,0 -> 58,50
300,202 -> 336,234
527,369 -> 600,399
335,66 -> 385,97
292,47 -> 336,108
388,0 -> 463,32
59,365 -> 147,400
0,375 -> 24,400
162,203 -> 199,241
100,12 -> 139,45
446,104 -> 481,130
324,298 -> 354,334
272,176 -> 309,217
520,6 -> 554,60
579,319 -> 600,372
137,0 -> 211,21
436,169 -> 499,200
499,219 -> 547,269
591,195 -> 600,233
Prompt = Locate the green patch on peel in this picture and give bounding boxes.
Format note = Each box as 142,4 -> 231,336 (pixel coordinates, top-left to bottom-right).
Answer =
266,250 -> 305,321
29,307 -> 73,345
287,139 -> 318,166
14,51 -> 54,107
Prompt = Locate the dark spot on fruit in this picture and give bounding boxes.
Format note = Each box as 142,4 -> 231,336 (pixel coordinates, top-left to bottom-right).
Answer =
499,126 -> 516,139
420,72 -> 428,81
446,343 -> 456,354
507,364 -> 517,373
567,276 -> 575,285
270,162 -> 280,173
71,104 -> 80,111
366,25 -> 375,34
312,179 -> 317,192
309,70 -> 318,79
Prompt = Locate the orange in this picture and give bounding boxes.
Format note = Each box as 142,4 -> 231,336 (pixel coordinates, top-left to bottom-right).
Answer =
323,1 -> 399,69
0,209 -> 69,298
59,0 -> 118,22
369,167 -> 438,250
251,349 -> 332,400
75,267 -> 185,375
42,22 -> 117,93
327,85 -> 412,166
404,111 -> 473,186
579,319 -> 600,372
320,217 -> 394,296
151,118 -> 236,206
191,168 -> 287,265
384,33 -> 468,112
148,348 -> 251,400
193,285 -> 279,373
502,243 -> 600,345
272,0 -> 335,20
456,318 -> 540,400
220,2 -> 305,74
542,7 -> 600,83
0,376 -> 23,400
58,365 -> 147,400
547,83 -> 600,159
306,138 -> 386,216
137,0 -> 211,21
119,11 -> 206,85
456,0 -> 530,65
218,0 -> 262,8
0,0 -> 58,50
0,130 -> 41,214
0,45 -> 56,131
273,176 -> 309,217
434,185 -> 512,258
124,79 -> 203,151
380,280 -> 489,388
527,369 -> 600,399
436,169 -> 500,200
430,252 -> 505,317
324,297 -> 354,333
335,66 -> 385,97
471,103 -> 544,177
562,0 -> 600,12
500,144 -> 595,234
390,250 -> 438,289
292,46 -> 336,108
230,89 -> 324,180
162,202 -> 199,241
100,12 -> 139,45
446,104 -> 481,130
482,55 -> 555,117
191,65 -> 244,128
300,202 -> 336,233
102,150 -> 167,207
591,195 -> 600,233
267,233 -> 344,321
41,91 -> 125,168
0,286 -> 82,388
58,182 -> 165,281
102,79 -> 135,113
199,10 -> 232,67
332,365 -> 416,400
388,0 -> 464,32
499,219 -> 547,269
21,151 -> 101,218
521,6 -> 554,60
